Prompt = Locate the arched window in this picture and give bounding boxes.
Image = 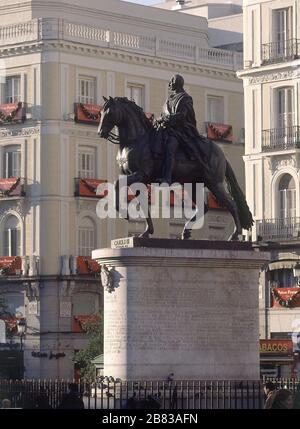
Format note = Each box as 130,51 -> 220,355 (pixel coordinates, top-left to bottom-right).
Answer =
3,215 -> 21,256
279,174 -> 296,219
78,217 -> 95,256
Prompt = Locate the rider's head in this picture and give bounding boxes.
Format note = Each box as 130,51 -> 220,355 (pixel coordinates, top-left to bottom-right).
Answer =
169,74 -> 184,92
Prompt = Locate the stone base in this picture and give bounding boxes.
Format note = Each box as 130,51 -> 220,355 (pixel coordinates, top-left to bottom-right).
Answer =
92,239 -> 269,380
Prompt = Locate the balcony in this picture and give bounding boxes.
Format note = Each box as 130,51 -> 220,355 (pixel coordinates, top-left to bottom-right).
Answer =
0,18 -> 243,71
0,256 -> 39,276
262,126 -> 300,152
61,255 -> 101,276
0,178 -> 25,198
262,39 -> 300,65
257,217 -> 300,241
0,102 -> 26,125
74,178 -> 107,198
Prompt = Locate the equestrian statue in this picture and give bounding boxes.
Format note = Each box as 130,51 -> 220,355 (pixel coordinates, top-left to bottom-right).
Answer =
98,74 -> 253,240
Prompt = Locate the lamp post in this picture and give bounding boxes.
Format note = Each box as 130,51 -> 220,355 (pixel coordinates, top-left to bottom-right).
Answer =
17,318 -> 26,351
17,318 -> 26,378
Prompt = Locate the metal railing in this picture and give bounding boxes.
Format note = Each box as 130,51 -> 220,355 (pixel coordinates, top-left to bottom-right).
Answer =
0,379 -> 271,409
262,38 -> 300,65
257,217 -> 300,241
262,126 -> 300,152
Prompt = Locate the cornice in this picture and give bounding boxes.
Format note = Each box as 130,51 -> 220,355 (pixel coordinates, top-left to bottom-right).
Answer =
238,61 -> 300,84
0,40 -> 238,81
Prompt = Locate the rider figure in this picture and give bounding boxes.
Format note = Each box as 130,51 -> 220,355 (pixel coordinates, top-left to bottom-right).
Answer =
156,74 -> 207,184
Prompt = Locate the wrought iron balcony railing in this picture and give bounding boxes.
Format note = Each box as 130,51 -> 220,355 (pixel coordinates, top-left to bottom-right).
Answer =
257,217 -> 300,241
262,39 -> 300,65
262,126 -> 300,152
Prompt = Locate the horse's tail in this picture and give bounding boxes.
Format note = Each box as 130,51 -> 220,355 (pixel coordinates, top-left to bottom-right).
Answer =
225,160 -> 254,230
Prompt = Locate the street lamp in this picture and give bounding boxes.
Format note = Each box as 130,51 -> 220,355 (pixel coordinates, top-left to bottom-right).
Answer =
17,318 -> 26,351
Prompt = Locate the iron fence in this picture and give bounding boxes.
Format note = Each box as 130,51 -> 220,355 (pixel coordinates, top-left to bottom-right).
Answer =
262,39 -> 300,65
1,378 -> 298,409
262,126 -> 300,152
257,217 -> 300,241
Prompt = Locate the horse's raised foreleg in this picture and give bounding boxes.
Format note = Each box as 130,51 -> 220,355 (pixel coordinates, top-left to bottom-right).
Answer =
209,182 -> 242,241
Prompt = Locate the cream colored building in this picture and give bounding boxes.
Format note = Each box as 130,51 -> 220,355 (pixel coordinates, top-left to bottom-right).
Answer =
238,0 -> 300,378
155,0 -> 243,51
0,0 -> 244,378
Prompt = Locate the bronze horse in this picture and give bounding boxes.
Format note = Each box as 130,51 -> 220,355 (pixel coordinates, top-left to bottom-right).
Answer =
98,96 -> 253,240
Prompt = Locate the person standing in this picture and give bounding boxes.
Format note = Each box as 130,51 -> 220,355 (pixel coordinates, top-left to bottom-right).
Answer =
270,389 -> 294,409
263,381 -> 276,409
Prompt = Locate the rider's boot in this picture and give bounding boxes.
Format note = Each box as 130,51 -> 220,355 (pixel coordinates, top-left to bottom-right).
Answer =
157,139 -> 178,185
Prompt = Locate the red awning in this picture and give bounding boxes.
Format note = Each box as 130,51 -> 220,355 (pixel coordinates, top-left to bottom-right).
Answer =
207,122 -> 233,142
0,257 -> 22,275
74,103 -> 102,125
0,102 -> 25,124
76,179 -> 107,198
76,256 -> 101,275
207,192 -> 226,210
1,317 -> 20,332
0,178 -> 22,197
72,314 -> 101,333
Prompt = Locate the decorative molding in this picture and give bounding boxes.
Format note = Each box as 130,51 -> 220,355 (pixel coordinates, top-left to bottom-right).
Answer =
267,154 -> 300,174
0,43 -> 240,81
248,70 -> 297,85
0,200 -> 30,224
101,264 -> 117,293
60,300 -> 72,317
76,199 -> 98,215
25,282 -> 40,301
0,126 -> 41,138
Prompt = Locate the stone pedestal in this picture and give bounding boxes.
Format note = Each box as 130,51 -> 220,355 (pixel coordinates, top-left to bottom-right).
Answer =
92,238 -> 269,380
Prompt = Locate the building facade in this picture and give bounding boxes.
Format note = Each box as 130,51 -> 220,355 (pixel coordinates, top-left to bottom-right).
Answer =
239,0 -> 300,378
0,0 -> 244,378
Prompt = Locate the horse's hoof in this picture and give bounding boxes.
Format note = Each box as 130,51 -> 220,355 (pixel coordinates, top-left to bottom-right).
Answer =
229,231 -> 242,241
139,231 -> 151,238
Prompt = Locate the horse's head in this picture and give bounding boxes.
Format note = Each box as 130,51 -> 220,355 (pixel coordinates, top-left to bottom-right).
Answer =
98,96 -> 120,139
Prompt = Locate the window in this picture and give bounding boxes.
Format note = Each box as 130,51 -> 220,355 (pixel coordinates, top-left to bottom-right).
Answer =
3,146 -> 21,178
273,8 -> 292,53
277,87 -> 294,129
3,293 -> 25,317
78,217 -> 95,256
5,76 -> 21,104
126,83 -> 145,109
78,147 -> 96,178
3,215 -> 21,256
279,174 -> 296,219
72,293 -> 96,315
78,76 -> 96,104
207,96 -> 224,123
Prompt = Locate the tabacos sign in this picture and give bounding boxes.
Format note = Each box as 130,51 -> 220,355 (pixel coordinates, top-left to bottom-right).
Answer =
260,339 -> 293,355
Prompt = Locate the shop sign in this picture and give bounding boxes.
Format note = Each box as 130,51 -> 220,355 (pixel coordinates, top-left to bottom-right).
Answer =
260,339 -> 293,355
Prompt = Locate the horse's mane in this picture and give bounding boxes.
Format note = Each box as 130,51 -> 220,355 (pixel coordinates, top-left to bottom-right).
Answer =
105,97 -> 153,132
